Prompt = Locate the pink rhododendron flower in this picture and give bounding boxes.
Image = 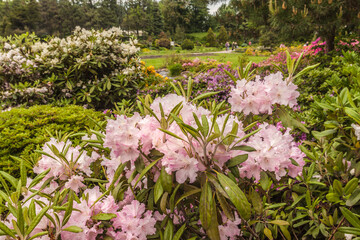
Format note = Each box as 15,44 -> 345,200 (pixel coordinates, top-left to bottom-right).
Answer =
229,72 -> 299,115
64,175 -> 85,193
219,213 -> 242,240
112,200 -> 157,240
240,123 -> 305,180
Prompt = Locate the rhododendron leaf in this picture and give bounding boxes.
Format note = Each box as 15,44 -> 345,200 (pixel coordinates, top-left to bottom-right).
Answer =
62,190 -> 74,226
160,167 -> 172,193
169,184 -> 180,212
192,92 -> 219,103
28,231 -> 49,240
175,188 -> 201,207
333,180 -> 343,196
286,51 -> 293,75
192,113 -> 202,131
271,63 -> 285,75
269,220 -> 290,226
264,227 -> 274,240
227,154 -> 248,168
216,191 -> 234,221
338,227 -> 360,235
63,226 -> 83,233
83,178 -> 109,183
345,107 -> 360,125
201,115 -> 209,137
0,174 -> 10,195
346,189 -> 360,207
234,128 -> 261,144
250,188 -> 263,215
92,213 -> 117,221
0,221 -> 15,238
109,163 -> 126,191
243,121 -> 258,132
159,128 -> 187,142
164,220 -> 174,240
0,171 -> 18,188
340,207 -> 360,228
134,158 -> 161,188
207,133 -> 221,143
24,177 -> 54,205
186,78 -> 193,101
17,202 -> 25,235
312,129 -> 337,139
231,145 -> 256,152
316,102 -> 336,111
200,181 -> 213,229
223,68 -> 237,83
25,206 -> 49,236
293,63 -> 320,80
206,173 -> 229,199
217,173 -> 251,220
173,223 -> 186,240
160,192 -> 168,213
170,82 -> 181,96
154,179 -> 164,204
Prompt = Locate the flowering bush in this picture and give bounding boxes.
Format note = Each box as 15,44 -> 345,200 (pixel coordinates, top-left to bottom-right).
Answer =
0,27 -> 144,110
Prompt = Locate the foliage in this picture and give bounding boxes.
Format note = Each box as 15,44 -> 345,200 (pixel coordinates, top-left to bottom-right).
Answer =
206,27 -> 217,47
0,28 -> 144,110
0,105 -> 104,176
156,31 -> 171,49
180,39 -> 195,50
216,26 -> 228,44
168,63 -> 182,76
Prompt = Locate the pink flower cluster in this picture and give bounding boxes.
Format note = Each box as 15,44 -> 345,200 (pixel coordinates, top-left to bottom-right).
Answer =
228,72 -> 299,115
240,123 -> 305,181
33,138 -> 100,193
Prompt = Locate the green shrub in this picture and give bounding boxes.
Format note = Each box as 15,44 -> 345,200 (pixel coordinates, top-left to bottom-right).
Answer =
181,39 -> 195,50
0,105 -> 104,175
168,63 -> 183,76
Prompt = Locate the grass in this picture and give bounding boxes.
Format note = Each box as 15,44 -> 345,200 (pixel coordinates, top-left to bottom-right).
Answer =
140,46 -> 221,56
142,53 -> 268,69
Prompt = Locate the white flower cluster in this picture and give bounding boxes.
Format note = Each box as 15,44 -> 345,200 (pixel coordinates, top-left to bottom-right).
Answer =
0,46 -> 36,75
1,86 -> 49,100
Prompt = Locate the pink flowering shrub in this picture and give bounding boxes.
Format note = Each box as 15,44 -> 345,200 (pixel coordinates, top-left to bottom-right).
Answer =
229,72 -> 299,115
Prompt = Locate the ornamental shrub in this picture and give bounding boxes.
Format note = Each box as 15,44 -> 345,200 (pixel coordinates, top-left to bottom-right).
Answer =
0,27 -> 143,110
0,105 -> 104,176
206,27 -> 217,47
168,63 -> 182,76
181,39 -> 195,50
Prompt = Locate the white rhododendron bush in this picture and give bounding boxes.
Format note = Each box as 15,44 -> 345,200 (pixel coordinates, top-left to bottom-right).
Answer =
0,73 -> 311,240
0,27 -> 142,109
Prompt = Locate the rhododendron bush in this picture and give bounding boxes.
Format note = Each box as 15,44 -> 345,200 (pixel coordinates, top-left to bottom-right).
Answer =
0,27 -> 145,110
0,70 -> 310,240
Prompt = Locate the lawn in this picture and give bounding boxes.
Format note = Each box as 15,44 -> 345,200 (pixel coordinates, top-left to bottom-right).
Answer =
142,53 -> 268,69
140,46 -> 222,56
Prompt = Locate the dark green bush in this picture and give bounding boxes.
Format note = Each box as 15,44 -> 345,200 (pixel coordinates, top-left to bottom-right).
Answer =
181,39 -> 195,50
0,105 -> 104,175
168,63 -> 183,77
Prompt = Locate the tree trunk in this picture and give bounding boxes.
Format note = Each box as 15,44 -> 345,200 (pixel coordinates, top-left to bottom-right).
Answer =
325,27 -> 336,53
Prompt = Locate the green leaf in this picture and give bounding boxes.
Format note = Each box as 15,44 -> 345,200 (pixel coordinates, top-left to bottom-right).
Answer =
154,179 -> 164,204
28,231 -> 49,240
344,178 -> 358,195
345,107 -> 360,125
200,182 -> 213,229
231,145 -> 256,152
134,158 -> 161,188
250,188 -> 263,214
312,129 -> 337,139
333,179 -> 343,196
0,221 -> 16,238
0,171 -> 18,188
62,226 -> 83,233
160,167 -> 172,193
268,220 -> 290,226
346,189 -> 360,207
293,63 -> 320,80
159,128 -> 186,142
217,173 -> 251,220
227,154 -> 248,168
164,220 -> 174,240
339,227 -> 360,236
264,227 -> 273,240
91,213 -> 117,221
192,92 -> 219,102
201,115 -> 209,137
25,206 -> 49,235
173,223 -> 186,240
340,207 -> 360,228
216,191 -> 234,221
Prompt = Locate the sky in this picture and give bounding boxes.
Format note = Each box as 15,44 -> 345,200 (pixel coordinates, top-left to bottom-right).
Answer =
208,0 -> 229,14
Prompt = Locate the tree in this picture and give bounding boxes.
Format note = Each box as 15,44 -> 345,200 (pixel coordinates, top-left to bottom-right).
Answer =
174,24 -> 185,42
206,27 -> 217,47
217,25 -> 228,44
269,0 -> 360,51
